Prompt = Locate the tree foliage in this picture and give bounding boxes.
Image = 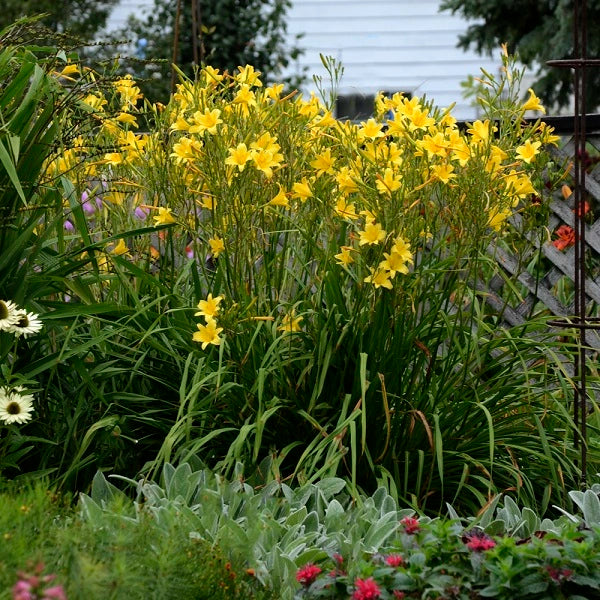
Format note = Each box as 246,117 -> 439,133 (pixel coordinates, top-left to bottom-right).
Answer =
111,0 -> 304,102
0,0 -> 119,42
440,0 -> 600,110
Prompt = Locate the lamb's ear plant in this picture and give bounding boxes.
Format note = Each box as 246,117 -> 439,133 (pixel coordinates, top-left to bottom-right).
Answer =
74,463 -> 600,600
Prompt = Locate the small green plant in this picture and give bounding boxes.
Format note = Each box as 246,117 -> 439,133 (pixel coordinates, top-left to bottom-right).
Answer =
0,479 -> 273,599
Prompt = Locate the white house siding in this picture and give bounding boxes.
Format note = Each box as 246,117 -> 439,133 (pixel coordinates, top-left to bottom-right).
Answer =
282,0 -> 502,120
106,0 -> 503,120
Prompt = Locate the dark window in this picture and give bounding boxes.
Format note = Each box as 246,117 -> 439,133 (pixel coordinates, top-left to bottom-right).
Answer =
335,91 -> 411,121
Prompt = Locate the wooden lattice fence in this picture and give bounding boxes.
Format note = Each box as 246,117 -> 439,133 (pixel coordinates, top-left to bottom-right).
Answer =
462,121 -> 600,391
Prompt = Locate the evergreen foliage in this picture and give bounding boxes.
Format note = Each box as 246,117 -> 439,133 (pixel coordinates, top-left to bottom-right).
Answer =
0,0 -> 118,43
440,0 -> 600,110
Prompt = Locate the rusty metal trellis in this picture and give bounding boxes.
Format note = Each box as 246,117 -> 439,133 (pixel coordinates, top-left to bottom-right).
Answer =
547,0 -> 600,484
170,0 -> 204,94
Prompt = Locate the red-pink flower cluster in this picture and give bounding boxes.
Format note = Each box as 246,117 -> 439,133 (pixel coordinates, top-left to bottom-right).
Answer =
295,563 -> 322,587
546,566 -> 573,583
384,554 -> 404,567
400,516 -> 420,535
352,577 -> 381,600
463,530 -> 496,552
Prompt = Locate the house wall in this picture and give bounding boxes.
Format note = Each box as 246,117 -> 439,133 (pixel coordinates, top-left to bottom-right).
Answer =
106,0 -> 504,119
281,0 -> 502,119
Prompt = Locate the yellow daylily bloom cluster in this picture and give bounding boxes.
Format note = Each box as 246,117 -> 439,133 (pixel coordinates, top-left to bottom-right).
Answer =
278,310 -> 303,334
193,294 -> 224,349
42,52 -> 556,346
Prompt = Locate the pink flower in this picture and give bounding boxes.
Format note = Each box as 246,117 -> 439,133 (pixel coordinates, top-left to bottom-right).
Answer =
463,530 -> 496,552
42,585 -> 67,600
352,577 -> 381,600
333,553 -> 344,566
12,580 -> 33,600
295,563 -> 322,587
401,516 -> 420,535
385,554 -> 404,567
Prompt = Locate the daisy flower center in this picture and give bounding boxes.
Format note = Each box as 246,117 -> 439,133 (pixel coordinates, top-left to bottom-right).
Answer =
0,302 -> 8,319
6,402 -> 22,415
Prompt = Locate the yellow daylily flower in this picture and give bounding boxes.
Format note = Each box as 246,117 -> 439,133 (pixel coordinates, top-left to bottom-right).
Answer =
522,88 -> 545,113
335,198 -> 358,220
376,168 -> 402,195
431,163 -> 456,183
269,185 -> 289,207
278,310 -> 303,333
111,239 -> 130,256
516,140 -> 542,164
292,179 -> 312,201
359,222 -> 386,246
195,294 -> 224,319
189,108 -> 222,135
153,207 -> 176,226
380,251 -> 410,275
225,143 -> 252,171
467,120 -> 497,144
488,206 -> 512,231
364,267 -> 393,289
209,237 -> 225,257
193,317 -> 224,349
310,148 -> 336,176
334,246 -> 355,266
390,237 -> 414,264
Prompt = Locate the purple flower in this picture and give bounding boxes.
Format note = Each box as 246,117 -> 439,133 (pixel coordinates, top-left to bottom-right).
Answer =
81,190 -> 89,203
82,201 -> 95,214
134,206 -> 149,220
95,196 -> 103,209
63,220 -> 74,231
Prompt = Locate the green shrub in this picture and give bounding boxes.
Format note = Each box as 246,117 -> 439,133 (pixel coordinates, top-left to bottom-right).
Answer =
0,481 -> 272,599
1,22 -> 595,514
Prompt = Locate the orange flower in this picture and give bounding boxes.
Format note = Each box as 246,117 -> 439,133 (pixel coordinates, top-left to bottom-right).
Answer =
552,224 -> 575,251
574,200 -> 591,217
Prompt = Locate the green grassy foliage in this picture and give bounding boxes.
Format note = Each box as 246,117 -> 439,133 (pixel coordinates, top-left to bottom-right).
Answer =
0,481 -> 272,599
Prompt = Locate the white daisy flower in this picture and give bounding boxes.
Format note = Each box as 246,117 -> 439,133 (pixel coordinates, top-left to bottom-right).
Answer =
0,300 -> 20,331
8,310 -> 43,338
0,387 -> 34,425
